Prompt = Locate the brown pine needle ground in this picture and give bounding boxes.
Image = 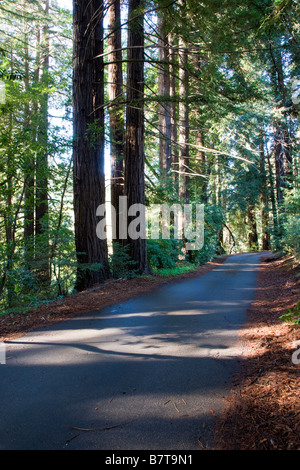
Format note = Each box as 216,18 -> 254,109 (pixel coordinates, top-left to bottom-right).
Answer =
215,254 -> 300,450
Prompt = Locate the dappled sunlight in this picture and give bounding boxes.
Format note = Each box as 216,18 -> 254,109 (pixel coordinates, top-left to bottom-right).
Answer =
6,321 -> 246,366
0,252 -> 266,449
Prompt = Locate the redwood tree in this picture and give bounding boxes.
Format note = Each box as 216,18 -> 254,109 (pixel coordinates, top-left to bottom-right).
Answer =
107,0 -> 124,243
124,0 -> 149,274
73,0 -> 109,291
158,13 -> 171,176
35,0 -> 50,285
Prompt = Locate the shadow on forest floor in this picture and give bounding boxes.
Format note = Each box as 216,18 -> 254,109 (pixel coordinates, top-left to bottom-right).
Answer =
215,254 -> 300,450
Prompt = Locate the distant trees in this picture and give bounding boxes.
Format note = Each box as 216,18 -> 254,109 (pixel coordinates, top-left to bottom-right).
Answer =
0,0 -> 74,308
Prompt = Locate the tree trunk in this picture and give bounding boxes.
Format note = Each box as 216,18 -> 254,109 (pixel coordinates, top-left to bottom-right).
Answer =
107,0 -> 124,244
168,32 -> 178,187
215,153 -> 221,206
248,204 -> 258,250
178,40 -> 189,203
35,0 -> 50,285
124,0 -> 148,274
23,22 -> 35,265
195,131 -> 207,203
191,51 -> 207,203
259,132 -> 270,251
158,14 -> 171,176
215,153 -> 225,254
73,0 -> 110,291
270,48 -> 291,205
266,146 -> 280,245
273,123 -> 291,204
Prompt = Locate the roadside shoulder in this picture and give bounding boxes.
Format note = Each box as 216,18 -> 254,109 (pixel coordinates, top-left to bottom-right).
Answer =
215,254 -> 300,450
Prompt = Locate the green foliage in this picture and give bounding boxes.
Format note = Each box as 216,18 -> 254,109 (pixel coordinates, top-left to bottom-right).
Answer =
153,263 -> 197,277
147,239 -> 181,270
201,205 -> 226,258
109,243 -> 139,279
49,216 -> 77,297
279,301 -> 300,325
0,0 -> 74,313
281,188 -> 300,260
282,215 -> 300,260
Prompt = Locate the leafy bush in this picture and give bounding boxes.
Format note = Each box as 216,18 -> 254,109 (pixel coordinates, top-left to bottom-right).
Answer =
109,242 -> 139,279
279,301 -> 300,325
282,188 -> 300,261
282,215 -> 300,261
146,239 -> 181,270
153,264 -> 197,277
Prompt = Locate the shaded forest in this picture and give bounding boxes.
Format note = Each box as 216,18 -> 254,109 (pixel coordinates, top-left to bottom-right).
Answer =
0,0 -> 299,313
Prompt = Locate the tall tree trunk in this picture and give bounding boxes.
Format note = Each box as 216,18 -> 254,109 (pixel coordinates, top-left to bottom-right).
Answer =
168,33 -> 178,187
158,13 -> 171,176
35,1 -> 50,285
107,0 -> 124,244
191,50 -> 207,203
266,146 -> 280,244
23,20 -> 35,265
273,123 -> 291,204
215,153 -> 225,254
4,105 -> 15,306
73,0 -> 110,291
168,32 -> 178,187
270,48 -> 291,205
259,132 -> 270,251
178,31 -> 190,260
124,0 -> 148,274
215,152 -> 221,206
195,131 -> 207,203
248,204 -> 258,250
178,40 -> 189,203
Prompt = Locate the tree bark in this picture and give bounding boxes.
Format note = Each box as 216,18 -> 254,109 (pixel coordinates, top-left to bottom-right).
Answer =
195,131 -> 207,203
23,19 -> 35,265
259,131 -> 270,251
248,204 -> 258,250
124,0 -> 148,274
273,123 -> 291,203
107,0 -> 124,243
35,0 -> 50,285
178,40 -> 189,203
270,48 -> 291,205
158,13 -> 171,176
168,32 -> 178,187
73,0 -> 110,291
266,146 -> 280,244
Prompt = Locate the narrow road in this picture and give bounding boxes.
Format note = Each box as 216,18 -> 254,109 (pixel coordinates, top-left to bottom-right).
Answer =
0,253 -> 264,450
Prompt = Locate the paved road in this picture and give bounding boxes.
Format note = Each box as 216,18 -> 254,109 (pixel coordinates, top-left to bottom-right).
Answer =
0,253 -> 264,450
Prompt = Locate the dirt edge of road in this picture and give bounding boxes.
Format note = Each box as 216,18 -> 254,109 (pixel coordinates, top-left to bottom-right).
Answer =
214,253 -> 300,450
0,255 -> 229,342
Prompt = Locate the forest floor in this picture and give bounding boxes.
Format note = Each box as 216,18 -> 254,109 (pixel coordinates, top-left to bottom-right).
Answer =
215,253 -> 300,450
1,252 -> 299,450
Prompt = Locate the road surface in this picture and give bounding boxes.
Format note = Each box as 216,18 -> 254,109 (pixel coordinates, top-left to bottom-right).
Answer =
0,253 -> 264,450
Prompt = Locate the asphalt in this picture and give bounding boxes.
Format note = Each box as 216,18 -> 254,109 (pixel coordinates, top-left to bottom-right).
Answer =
0,252 -> 264,450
